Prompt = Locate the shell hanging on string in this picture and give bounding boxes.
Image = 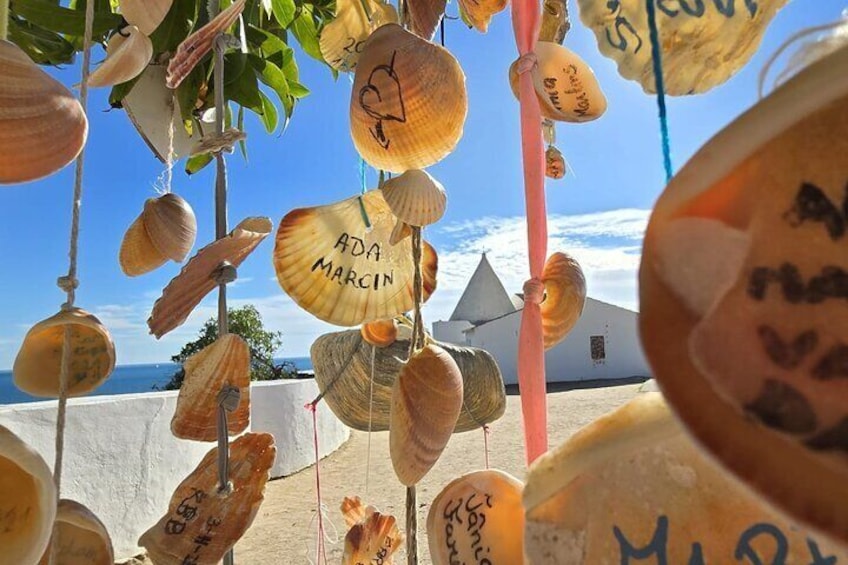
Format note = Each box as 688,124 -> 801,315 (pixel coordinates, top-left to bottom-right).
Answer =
14,308 -> 116,398
458,0 -> 507,33
119,0 -> 173,36
341,496 -> 369,528
390,344 -> 463,486
319,0 -> 398,72
545,146 -> 566,180
273,190 -> 438,326
341,497 -> 403,565
538,0 -> 570,44
380,169 -> 447,227
407,0 -> 446,41
427,470 -> 525,565
0,425 -> 57,565
0,40 -> 88,185
361,318 -> 399,348
38,499 -> 114,565
87,26 -> 153,88
350,23 -> 468,173
639,44 -> 848,543
541,252 -> 586,350
171,334 -> 251,442
577,0 -> 787,95
138,432 -> 276,564
119,193 -> 198,277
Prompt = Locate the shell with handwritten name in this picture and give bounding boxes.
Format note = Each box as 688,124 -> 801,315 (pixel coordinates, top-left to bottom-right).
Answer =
380,169 -> 447,227
320,0 -> 398,71
87,26 -> 153,88
458,0 -> 507,33
639,45 -> 848,543
541,252 -> 586,350
546,146 -> 566,180
120,193 -> 197,277
119,0 -> 172,36
341,497 -> 403,565
38,500 -> 114,565
350,23 -> 468,173
361,318 -> 399,348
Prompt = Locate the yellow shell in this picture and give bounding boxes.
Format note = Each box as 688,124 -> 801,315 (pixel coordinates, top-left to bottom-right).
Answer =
361,318 -> 399,348
14,308 -> 116,398
545,146 -> 566,180
350,24 -> 467,173
0,40 -> 87,185
342,499 -> 403,565
0,425 -> 57,565
539,0 -> 569,44
119,0 -> 173,36
88,26 -> 152,88
541,252 -> 586,350
458,0 -> 507,33
38,499 -> 114,565
380,169 -> 447,227
319,0 -> 398,71
120,193 -> 197,277
390,344 -> 463,486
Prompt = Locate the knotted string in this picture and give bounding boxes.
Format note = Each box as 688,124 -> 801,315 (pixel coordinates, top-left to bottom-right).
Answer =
523,277 -> 545,305
646,0 -> 673,183
305,401 -> 329,564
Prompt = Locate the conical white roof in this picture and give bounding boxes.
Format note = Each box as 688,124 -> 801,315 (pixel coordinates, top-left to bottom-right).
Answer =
449,254 -> 518,324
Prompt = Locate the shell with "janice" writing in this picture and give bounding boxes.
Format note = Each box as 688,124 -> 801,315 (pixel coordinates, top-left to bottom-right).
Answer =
38,499 -> 114,565
341,496 -> 403,565
119,193 -> 197,277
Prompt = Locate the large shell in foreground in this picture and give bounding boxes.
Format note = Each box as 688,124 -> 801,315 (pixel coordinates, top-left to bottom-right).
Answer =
342,498 -> 403,565
38,500 -> 114,565
380,169 -> 446,227
87,26 -> 153,88
120,193 -> 197,277
320,0 -> 398,71
0,40 -> 87,185
119,0 -> 172,36
639,45 -> 848,543
138,432 -> 275,564
14,308 -> 116,397
541,252 -> 586,350
458,0 -> 507,33
273,190 -> 438,326
0,425 -> 57,565
350,24 -> 467,173
390,344 -> 463,486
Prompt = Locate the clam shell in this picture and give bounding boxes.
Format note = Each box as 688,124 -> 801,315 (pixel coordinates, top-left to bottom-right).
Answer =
0,40 -> 87,185
541,252 -> 586,350
148,217 -> 272,338
577,0 -> 787,95
427,470 -> 525,565
138,432 -> 275,564
342,500 -> 403,565
119,0 -> 173,36
407,0 -> 446,41
119,213 -> 167,277
390,344 -> 463,485
361,318 -> 398,348
171,334 -> 251,442
87,26 -> 153,88
639,45 -> 848,542
0,424 -> 57,565
38,500 -> 114,565
380,169 -> 446,227
320,0 -> 398,71
120,193 -> 197,277
350,24 -> 468,173
545,146 -> 566,180
13,308 -> 116,398
458,0 -> 507,33
273,190 -> 438,326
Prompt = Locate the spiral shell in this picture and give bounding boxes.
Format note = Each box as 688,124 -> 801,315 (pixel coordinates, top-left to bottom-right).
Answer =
458,0 -> 507,33
361,319 -> 399,348
541,252 -> 586,350
119,0 -> 173,36
380,169 -> 447,227
120,193 -> 197,277
38,500 -> 114,565
87,26 -> 152,88
320,0 -> 398,72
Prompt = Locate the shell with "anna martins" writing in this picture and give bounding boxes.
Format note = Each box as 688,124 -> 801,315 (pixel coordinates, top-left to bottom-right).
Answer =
38,499 -> 114,565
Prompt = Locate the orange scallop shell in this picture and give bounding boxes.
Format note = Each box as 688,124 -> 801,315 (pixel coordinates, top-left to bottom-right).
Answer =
541,252 -> 586,350
361,318 -> 399,348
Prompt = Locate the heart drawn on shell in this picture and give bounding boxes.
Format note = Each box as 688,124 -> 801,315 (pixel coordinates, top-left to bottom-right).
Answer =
359,51 -> 407,123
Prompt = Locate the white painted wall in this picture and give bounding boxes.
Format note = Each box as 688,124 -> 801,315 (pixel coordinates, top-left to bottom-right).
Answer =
432,320 -> 473,345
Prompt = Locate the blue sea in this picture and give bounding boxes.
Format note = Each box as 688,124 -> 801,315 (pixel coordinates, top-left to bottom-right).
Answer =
0,357 -> 313,405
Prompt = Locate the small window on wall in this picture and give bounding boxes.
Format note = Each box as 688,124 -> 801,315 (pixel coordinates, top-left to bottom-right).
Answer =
590,335 -> 606,363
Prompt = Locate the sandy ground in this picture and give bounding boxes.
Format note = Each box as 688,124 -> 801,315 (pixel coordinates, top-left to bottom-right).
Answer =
232,379 -> 645,564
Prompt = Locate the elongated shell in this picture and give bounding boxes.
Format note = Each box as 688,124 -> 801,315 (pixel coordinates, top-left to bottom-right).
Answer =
390,344 -> 463,486
458,0 -> 507,33
88,26 -> 152,88
361,319 -> 398,348
38,500 -> 114,565
380,169 -> 446,227
350,24 -> 467,173
545,146 -> 566,179
320,0 -> 398,71
14,308 -> 115,397
541,252 -> 586,350
0,425 -> 57,565
342,502 -> 403,565
120,193 -> 197,277
0,40 -> 87,185
120,0 -> 172,36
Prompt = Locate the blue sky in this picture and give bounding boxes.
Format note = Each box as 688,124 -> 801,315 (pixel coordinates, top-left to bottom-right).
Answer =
0,0 -> 843,368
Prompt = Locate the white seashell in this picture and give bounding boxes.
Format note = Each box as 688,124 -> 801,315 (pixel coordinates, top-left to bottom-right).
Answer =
88,26 -> 153,88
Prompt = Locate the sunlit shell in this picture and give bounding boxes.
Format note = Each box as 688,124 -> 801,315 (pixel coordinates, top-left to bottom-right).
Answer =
380,169 -> 446,227
342,501 -> 403,565
427,470 -> 525,565
148,217 -> 272,338
14,308 -> 116,398
311,330 -> 505,432
639,45 -> 848,542
0,425 -> 57,565
408,0 -> 446,41
120,193 -> 197,277
341,496 -> 369,528
39,499 -> 114,565
389,219 -> 412,245
577,0 -> 787,95
523,393 -> 848,563
458,0 -> 507,33
541,252 -> 586,350
350,24 -> 468,173
539,0 -> 570,44
87,26 -> 152,88
171,334 -> 251,442
361,318 -> 398,348
120,0 -> 173,36
320,0 -> 398,72
390,344 -> 463,486
509,42 -> 606,123
545,146 -> 566,180
138,432 -> 275,564
273,190 -> 438,326
0,40 -> 87,185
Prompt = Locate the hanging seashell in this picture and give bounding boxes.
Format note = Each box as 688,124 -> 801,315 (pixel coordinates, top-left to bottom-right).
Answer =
380,169 -> 447,227
38,499 -> 114,565
0,40 -> 88,185
390,344 -> 463,486
523,393 -> 848,563
14,308 -> 116,398
341,497 -> 403,565
350,24 -> 468,173
320,0 -> 398,72
407,0 -> 446,41
120,193 -> 198,277
171,334 -> 251,442
138,432 -> 276,564
509,42 -> 606,123
273,190 -> 438,326
541,252 -> 586,350
538,0 -> 570,44
87,26 -> 153,88
639,44 -> 848,543
0,425 -> 57,565
427,470 -> 525,565
190,128 -> 247,157
389,218 -> 413,245
458,0 -> 508,34
119,0 -> 173,36
148,217 -> 272,338
545,146 -> 566,180
577,0 -> 787,95
361,318 -> 399,348
341,496 -> 369,528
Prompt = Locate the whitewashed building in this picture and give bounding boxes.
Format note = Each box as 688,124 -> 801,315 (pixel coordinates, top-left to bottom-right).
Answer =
433,254 -> 651,385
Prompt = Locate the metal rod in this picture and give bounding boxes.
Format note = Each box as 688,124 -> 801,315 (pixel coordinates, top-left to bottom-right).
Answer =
406,485 -> 417,565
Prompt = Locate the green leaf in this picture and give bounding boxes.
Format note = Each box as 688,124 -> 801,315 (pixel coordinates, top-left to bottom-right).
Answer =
107,74 -> 142,107
280,42 -> 300,82
223,52 -> 249,85
290,8 -> 324,63
7,18 -> 76,65
176,64 -> 206,122
237,105 -> 248,159
288,81 -> 309,98
149,0 -> 197,54
249,54 -> 289,105
225,67 -> 263,114
185,152 -> 214,175
257,90 -> 279,133
271,0 -> 297,29
11,0 -> 122,38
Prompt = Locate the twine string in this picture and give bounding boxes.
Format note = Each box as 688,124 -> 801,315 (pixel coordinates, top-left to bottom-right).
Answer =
646,0 -> 673,183
365,344 -> 376,498
305,402 -> 329,564
483,425 -> 490,469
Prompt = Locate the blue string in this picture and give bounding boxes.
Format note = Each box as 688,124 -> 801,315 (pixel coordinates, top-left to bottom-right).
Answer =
646,0 -> 673,183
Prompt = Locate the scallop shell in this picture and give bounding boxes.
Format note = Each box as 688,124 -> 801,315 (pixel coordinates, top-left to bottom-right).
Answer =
389,219 -> 413,245
380,169 -> 446,227
120,193 -> 197,277
407,0 -> 446,41
273,190 -> 438,326
341,496 -> 369,528
350,23 -> 468,173
87,26 -> 153,88
545,146 -> 566,180
0,40 -> 88,185
39,499 -> 114,565
148,217 -> 272,338
119,0 -> 173,36
13,308 -> 116,398
171,334 -> 251,442
0,424 -> 57,565
342,499 -> 403,565
390,344 -> 463,486
427,470 -> 525,565
508,41 -> 607,123
458,0 -> 507,33
320,0 -> 398,72
639,45 -> 848,542
138,432 -> 275,564
541,252 -> 586,350
361,318 -> 399,348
